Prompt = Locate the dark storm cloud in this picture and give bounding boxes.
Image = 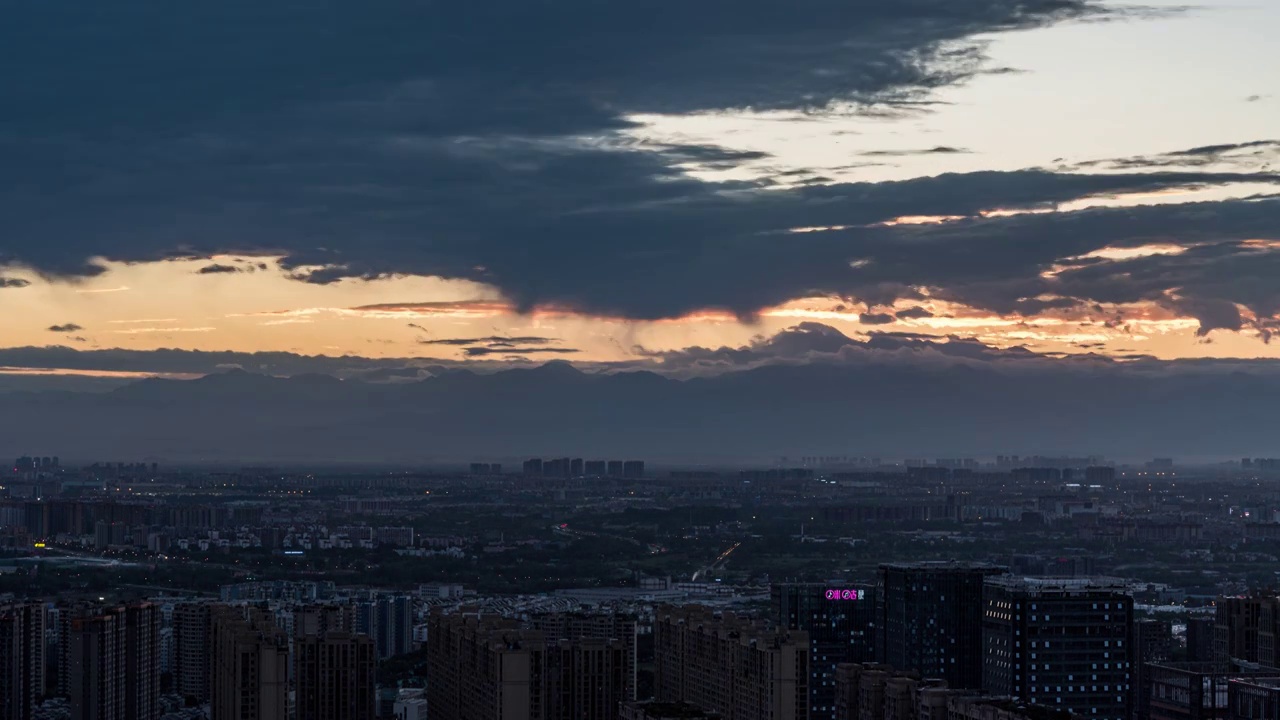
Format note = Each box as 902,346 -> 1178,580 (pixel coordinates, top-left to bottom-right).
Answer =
47,323 -> 84,333
1,0 -> 1105,138
197,263 -> 244,274
840,197 -> 1280,333
895,306 -> 935,319
1,0 -> 1110,278
859,312 -> 897,325
7,0 -> 1279,333
0,277 -> 31,288
421,336 -> 558,347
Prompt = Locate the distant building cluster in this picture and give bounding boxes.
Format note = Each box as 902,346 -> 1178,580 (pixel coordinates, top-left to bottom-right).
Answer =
519,457 -> 646,478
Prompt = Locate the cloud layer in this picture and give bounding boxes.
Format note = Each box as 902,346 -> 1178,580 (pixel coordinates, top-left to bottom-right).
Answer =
2,0 -> 1278,341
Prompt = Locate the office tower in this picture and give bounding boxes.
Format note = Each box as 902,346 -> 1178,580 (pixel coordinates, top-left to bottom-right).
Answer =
530,612 -> 639,702
295,632 -> 377,720
1142,662 -> 1280,720
570,458 -> 584,477
1133,620 -> 1174,720
1186,618 -> 1216,662
523,458 -> 544,476
210,606 -> 289,720
879,562 -> 1005,690
608,460 -> 624,477
983,576 -> 1133,720
1214,596 -> 1280,665
623,461 -> 645,479
772,583 -> 877,720
584,460 -> 607,476
427,612 -> 547,720
172,602 -> 212,704
68,603 -> 160,720
0,603 -> 45,720
1227,679 -> 1280,720
654,605 -> 808,720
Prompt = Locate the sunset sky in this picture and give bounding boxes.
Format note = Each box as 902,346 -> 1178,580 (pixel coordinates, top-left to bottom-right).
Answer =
2,0 -> 1278,383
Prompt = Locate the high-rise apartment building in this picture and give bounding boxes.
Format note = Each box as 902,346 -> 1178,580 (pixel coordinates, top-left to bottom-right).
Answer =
121,604 -> 161,720
210,606 -> 289,720
295,632 -> 377,720
0,603 -> 45,720
292,603 -> 355,639
654,605 -> 808,720
68,603 -> 160,720
172,602 -> 213,704
377,595 -> 414,660
427,612 -> 547,720
772,583 -> 877,720
427,610 -> 633,720
353,595 -> 412,660
982,576 -> 1133,720
830,662 -> 947,720
530,611 -> 639,702
880,562 -> 1005,690
545,636 -> 630,720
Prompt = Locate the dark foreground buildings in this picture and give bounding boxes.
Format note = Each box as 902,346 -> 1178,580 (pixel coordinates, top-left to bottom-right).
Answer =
983,576 -> 1133,720
67,603 -> 161,720
773,582 -> 877,719
655,605 -> 809,720
880,562 -> 1006,690
427,610 -> 631,720
0,603 -> 45,720
210,606 -> 289,720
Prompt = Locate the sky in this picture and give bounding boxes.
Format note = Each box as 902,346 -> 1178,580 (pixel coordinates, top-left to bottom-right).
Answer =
1,0 -> 1278,383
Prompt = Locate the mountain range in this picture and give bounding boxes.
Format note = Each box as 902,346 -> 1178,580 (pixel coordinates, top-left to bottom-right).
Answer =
1,359 -> 1276,465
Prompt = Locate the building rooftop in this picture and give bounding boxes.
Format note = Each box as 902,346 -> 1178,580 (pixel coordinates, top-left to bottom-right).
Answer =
880,561 -> 1007,571
984,576 -> 1130,593
952,695 -> 1076,720
625,701 -> 723,719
